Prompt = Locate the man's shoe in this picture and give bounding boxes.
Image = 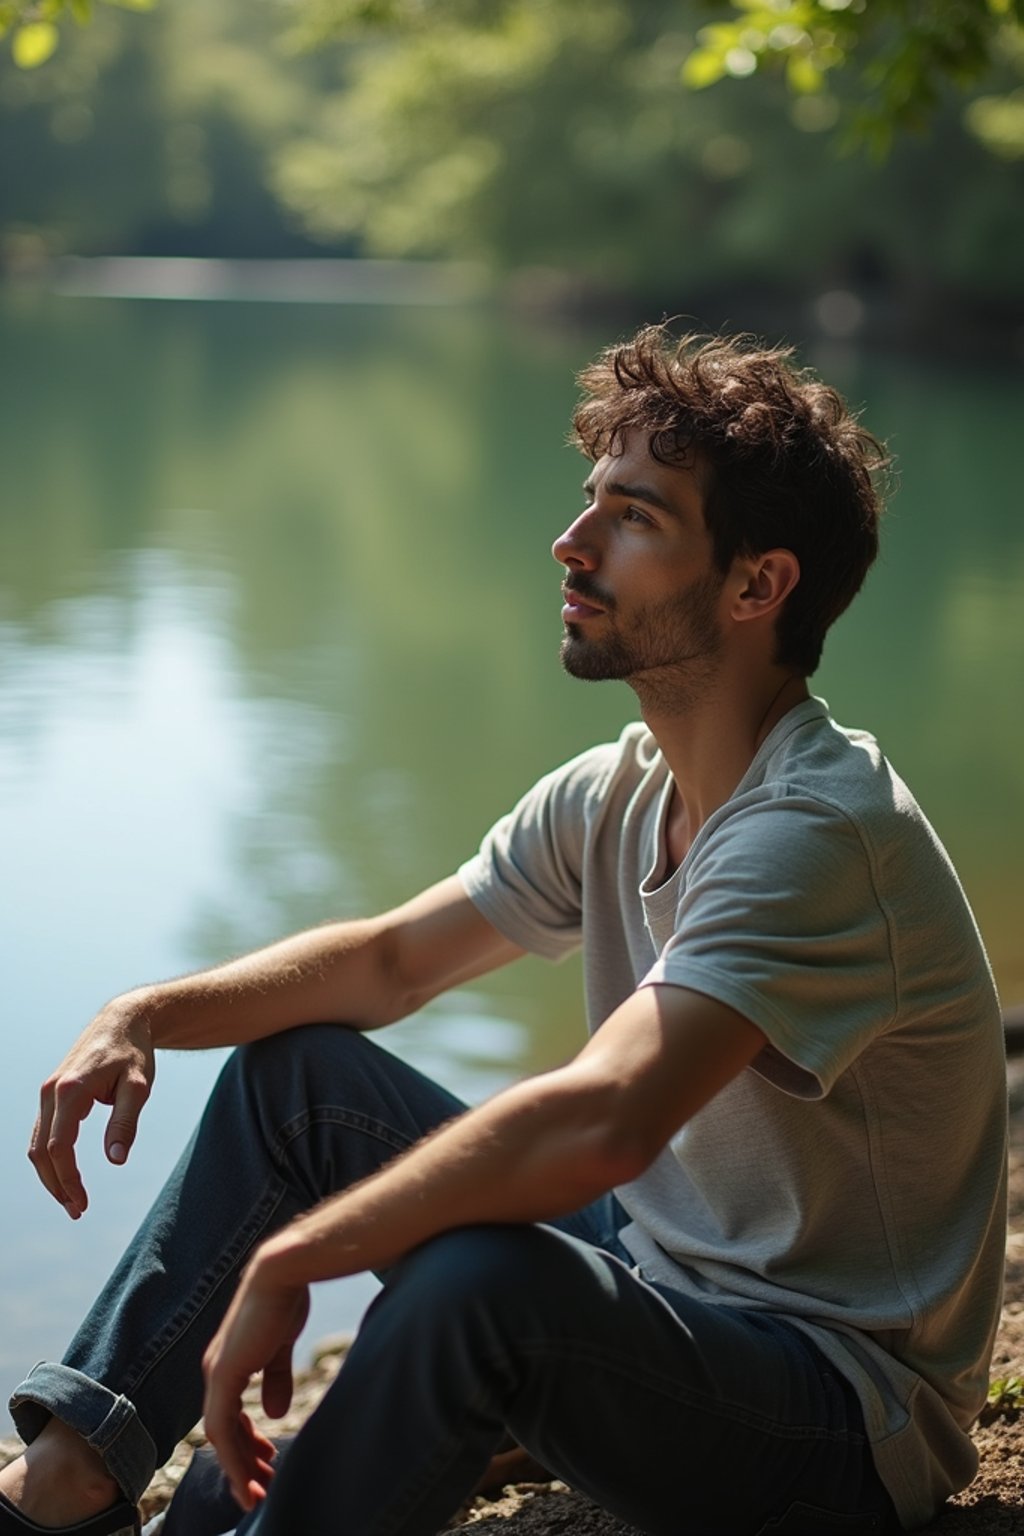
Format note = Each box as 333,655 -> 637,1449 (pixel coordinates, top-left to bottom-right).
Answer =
0,1493 -> 139,1535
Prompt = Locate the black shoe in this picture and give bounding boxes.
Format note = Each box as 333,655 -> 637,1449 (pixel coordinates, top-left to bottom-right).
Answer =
0,1493 -> 139,1535
162,1441 -> 292,1536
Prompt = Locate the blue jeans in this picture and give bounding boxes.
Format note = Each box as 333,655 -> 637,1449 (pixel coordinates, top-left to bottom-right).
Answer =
10,1026 -> 899,1534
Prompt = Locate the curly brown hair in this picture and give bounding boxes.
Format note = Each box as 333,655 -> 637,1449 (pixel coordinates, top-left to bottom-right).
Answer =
572,325 -> 890,675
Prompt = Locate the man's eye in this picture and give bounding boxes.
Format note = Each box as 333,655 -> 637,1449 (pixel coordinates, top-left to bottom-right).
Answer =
623,507 -> 652,526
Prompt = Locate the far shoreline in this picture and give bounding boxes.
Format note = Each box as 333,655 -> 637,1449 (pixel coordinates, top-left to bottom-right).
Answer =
2,256 -> 1023,366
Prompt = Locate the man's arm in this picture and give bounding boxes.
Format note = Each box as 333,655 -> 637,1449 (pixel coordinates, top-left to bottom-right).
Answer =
29,876 -> 524,1217
202,984 -> 765,1510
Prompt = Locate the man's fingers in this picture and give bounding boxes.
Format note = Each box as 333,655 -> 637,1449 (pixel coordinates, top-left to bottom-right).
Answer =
234,1413 -> 276,1502
43,1079 -> 93,1216
202,1274 -> 307,1508
28,1086 -> 70,1208
27,1099 -> 67,1208
104,1072 -> 150,1165
202,1339 -> 252,1507
205,1394 -> 268,1512
29,1011 -> 154,1214
203,1395 -> 246,1505
260,1334 -> 301,1420
260,1356 -> 294,1420
234,1418 -> 278,1465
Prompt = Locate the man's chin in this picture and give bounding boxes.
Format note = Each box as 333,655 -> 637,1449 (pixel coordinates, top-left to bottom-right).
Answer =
559,635 -> 630,682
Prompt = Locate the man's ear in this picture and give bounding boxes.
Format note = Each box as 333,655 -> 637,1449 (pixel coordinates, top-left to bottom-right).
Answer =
730,549 -> 800,623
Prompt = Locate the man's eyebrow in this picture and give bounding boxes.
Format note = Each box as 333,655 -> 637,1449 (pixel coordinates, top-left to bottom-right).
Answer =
582,477 -> 681,518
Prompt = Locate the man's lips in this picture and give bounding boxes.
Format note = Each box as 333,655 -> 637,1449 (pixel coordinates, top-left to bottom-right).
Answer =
561,584 -> 608,621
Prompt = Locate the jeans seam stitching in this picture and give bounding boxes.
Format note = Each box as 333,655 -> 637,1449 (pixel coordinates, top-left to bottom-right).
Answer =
270,1108 -> 415,1165
120,1177 -> 288,1398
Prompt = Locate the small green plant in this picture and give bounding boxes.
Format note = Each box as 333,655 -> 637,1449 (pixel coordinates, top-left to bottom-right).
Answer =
986,1374 -> 1024,1414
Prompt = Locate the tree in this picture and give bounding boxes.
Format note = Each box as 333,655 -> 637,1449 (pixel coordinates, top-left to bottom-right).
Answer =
274,0 -> 1024,159
3,0 -> 1022,314
5,0 -> 1023,152
0,0 -> 337,259
6,0 -> 1024,158
683,0 -> 1024,156
263,0 -> 1024,306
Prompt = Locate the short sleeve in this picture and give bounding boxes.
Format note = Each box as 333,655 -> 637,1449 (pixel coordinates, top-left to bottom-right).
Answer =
642,793 -> 898,1097
458,742 -> 622,961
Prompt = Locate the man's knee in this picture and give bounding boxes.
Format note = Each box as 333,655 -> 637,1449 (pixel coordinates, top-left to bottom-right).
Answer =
235,1020 -> 366,1077
198,1025 -> 377,1176
385,1223 -> 595,1335
218,1022 -> 367,1110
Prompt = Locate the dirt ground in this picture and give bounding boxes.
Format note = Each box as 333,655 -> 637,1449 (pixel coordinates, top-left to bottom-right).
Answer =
3,1062 -> 1022,1533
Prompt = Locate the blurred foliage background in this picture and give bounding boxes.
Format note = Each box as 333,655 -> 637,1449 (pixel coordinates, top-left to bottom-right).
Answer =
2,0 -> 1023,343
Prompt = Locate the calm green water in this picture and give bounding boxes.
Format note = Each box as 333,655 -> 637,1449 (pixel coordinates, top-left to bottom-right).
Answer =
2,293 -> 1022,1420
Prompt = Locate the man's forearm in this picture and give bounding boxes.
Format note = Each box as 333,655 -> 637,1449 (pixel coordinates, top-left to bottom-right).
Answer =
246,983 -> 767,1293
249,1062 -> 641,1291
133,914 -> 404,1051
123,875 -> 518,1052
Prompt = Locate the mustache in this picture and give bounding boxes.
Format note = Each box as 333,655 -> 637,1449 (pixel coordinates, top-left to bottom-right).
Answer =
563,575 -> 615,612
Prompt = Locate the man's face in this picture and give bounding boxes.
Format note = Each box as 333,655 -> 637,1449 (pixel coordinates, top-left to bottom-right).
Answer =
552,434 -> 726,687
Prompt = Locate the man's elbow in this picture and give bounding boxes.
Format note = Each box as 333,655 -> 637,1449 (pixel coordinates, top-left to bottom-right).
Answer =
587,1120 -> 663,1190
549,1074 -> 669,1194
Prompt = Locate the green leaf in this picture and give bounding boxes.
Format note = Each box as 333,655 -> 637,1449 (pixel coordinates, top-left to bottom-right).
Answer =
787,52 -> 825,92
696,22 -> 745,52
12,20 -> 60,67
69,0 -> 93,23
987,1374 -> 1024,1407
966,89 -> 1024,159
682,47 -> 728,88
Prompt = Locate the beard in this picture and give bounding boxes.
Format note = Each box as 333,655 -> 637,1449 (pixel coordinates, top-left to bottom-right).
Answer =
560,568 -> 725,691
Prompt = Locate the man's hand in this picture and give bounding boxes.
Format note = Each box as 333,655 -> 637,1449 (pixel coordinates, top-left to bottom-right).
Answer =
24,881 -> 521,1221
29,995 -> 156,1218
202,1253 -> 310,1512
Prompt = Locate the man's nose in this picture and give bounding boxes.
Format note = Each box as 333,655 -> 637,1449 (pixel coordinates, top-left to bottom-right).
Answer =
552,509 -> 598,570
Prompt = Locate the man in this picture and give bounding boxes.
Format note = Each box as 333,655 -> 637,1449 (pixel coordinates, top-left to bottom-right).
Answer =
0,327 -> 1006,1536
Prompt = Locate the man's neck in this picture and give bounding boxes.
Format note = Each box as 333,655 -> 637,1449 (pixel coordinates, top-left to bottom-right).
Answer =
637,668 -> 809,868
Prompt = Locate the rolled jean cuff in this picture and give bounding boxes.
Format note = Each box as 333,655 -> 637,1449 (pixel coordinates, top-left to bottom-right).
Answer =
9,1361 -> 158,1506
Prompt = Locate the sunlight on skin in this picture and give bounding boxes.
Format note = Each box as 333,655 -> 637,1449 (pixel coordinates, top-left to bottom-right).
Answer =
0,1418 -> 120,1525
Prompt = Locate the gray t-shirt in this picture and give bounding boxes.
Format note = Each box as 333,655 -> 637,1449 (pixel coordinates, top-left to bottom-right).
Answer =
458,698 -> 1007,1529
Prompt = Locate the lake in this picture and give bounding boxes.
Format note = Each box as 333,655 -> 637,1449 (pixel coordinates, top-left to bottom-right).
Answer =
1,288 -> 1022,1427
